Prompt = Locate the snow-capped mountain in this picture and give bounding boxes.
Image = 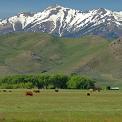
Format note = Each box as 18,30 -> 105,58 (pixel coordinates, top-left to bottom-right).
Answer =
0,5 -> 122,38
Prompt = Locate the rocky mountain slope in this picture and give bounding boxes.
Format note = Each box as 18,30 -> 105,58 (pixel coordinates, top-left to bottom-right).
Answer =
0,5 -> 122,39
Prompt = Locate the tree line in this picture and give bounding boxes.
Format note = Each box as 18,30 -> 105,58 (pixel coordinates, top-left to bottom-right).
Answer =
0,74 -> 96,89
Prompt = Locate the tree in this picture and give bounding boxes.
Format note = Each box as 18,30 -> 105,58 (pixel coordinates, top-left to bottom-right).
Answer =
51,75 -> 68,89
67,75 -> 96,89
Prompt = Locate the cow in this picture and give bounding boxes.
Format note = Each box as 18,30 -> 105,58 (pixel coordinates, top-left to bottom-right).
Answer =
26,91 -> 33,96
87,93 -> 90,96
33,89 -> 40,93
55,89 -> 59,92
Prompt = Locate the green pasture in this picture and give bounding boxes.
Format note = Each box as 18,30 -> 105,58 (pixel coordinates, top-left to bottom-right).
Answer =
0,89 -> 122,122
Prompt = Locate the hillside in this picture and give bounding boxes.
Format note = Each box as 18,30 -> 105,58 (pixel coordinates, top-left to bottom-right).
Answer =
0,32 -> 121,85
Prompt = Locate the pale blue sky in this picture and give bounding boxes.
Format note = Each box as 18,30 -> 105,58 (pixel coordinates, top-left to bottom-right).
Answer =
0,0 -> 121,19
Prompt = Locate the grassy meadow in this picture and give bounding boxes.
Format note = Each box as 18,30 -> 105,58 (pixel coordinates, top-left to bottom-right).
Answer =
0,89 -> 122,122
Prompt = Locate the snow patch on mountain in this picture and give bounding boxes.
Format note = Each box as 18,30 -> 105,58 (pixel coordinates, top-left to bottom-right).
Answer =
0,5 -> 122,38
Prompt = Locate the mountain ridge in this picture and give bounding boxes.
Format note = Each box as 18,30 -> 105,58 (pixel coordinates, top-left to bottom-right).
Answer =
0,5 -> 122,39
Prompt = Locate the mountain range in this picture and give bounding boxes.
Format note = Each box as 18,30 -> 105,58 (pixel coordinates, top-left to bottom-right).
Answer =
0,5 -> 122,39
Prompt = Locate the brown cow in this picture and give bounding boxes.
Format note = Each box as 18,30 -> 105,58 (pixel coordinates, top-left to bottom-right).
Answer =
26,91 -> 33,96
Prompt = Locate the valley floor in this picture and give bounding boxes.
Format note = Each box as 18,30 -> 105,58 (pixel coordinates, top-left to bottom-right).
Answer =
0,89 -> 122,122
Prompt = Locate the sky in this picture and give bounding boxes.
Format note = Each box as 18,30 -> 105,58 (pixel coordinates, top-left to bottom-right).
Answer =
0,0 -> 122,19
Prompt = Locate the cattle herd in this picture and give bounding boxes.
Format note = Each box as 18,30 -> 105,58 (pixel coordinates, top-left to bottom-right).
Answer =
0,86 -> 118,97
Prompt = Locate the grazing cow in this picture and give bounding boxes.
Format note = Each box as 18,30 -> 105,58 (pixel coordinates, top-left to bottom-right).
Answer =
33,89 -> 40,93
26,91 -> 33,96
3,90 -> 7,92
8,90 -> 12,92
87,93 -> 90,96
55,89 -> 59,92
